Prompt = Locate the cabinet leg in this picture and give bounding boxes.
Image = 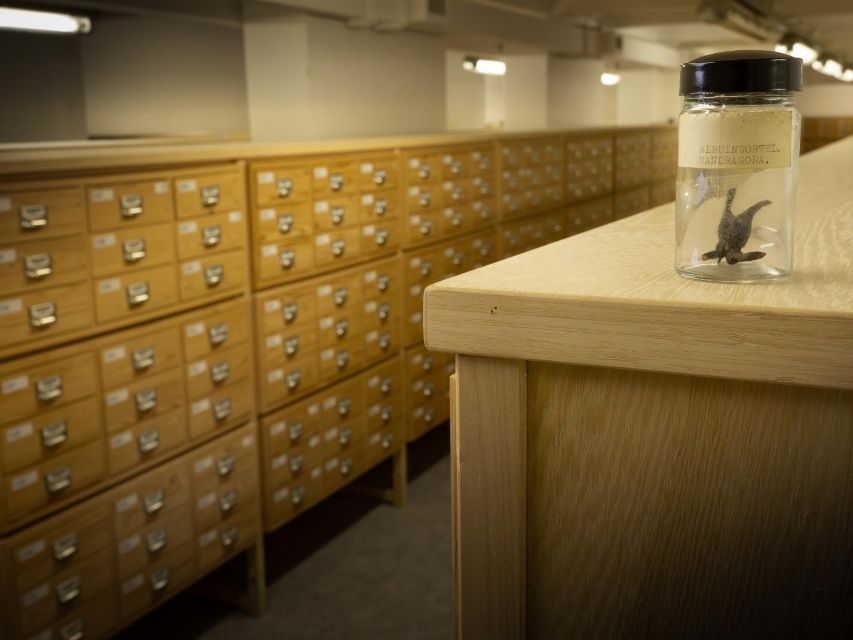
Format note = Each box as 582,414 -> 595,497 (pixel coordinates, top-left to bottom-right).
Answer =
391,447 -> 408,507
191,534 -> 267,616
240,534 -> 267,616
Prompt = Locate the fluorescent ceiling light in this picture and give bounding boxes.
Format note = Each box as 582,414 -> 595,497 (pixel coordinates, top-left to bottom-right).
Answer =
812,60 -> 823,71
0,6 -> 90,34
789,42 -> 818,65
774,44 -> 787,53
842,69 -> 853,82
600,72 -> 621,86
822,59 -> 843,78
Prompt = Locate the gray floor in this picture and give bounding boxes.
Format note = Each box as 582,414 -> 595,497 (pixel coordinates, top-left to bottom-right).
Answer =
117,426 -> 452,640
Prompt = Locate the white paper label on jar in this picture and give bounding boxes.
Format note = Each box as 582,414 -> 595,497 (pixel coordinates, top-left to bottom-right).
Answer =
360,162 -> 374,174
2,375 -> 28,395
90,188 -> 114,203
177,179 -> 197,192
188,361 -> 208,377
260,208 -> 276,221
678,110 -> 793,170
258,171 -> 274,184
12,470 -> 38,491
178,221 -> 198,234
314,201 -> 329,214
122,575 -> 144,595
0,197 -> 11,212
0,248 -> 16,264
194,456 -> 213,473
106,388 -> 129,406
264,300 -> 281,313
314,166 -> 328,179
182,260 -> 201,275
185,321 -> 205,337
119,534 -> 141,554
102,345 -> 126,363
0,298 -> 22,316
261,244 -> 277,258
265,334 -> 282,349
228,211 -> 242,222
110,431 -> 133,449
17,538 -> 45,562
6,421 -> 33,443
361,194 -> 374,205
191,398 -> 211,415
315,234 -> 330,247
98,278 -> 120,294
154,181 -> 170,194
115,493 -> 138,513
22,583 -> 49,607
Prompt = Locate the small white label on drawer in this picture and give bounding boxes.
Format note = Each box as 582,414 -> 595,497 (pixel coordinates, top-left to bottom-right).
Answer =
260,208 -> 276,221
122,575 -> 144,595
363,270 -> 377,283
22,583 -> 49,607
6,421 -> 33,443
316,284 -> 332,297
313,166 -> 328,179
2,375 -> 28,395
443,181 -> 453,191
0,197 -> 11,212
414,380 -> 424,391
408,186 -> 419,196
366,330 -> 378,343
178,221 -> 198,235
261,244 -> 277,258
370,432 -> 381,446
177,179 -> 197,192
315,233 -> 330,247
408,215 -> 421,225
311,466 -> 322,479
115,493 -> 138,513
273,487 -> 289,503
197,491 -> 216,510
443,247 -> 455,258
473,176 -> 483,186
110,431 -> 133,449
308,403 -> 319,416
90,187 -> 114,203
228,211 -> 242,222
185,321 -> 205,337
271,453 -> 288,470
308,434 -> 321,448
182,260 -> 201,275
0,299 -> 23,316
411,354 -> 423,365
191,398 -> 211,415
265,334 -> 282,349
12,470 -> 38,491
367,375 -> 379,388
325,458 -> 338,472
119,533 -> 141,554
194,456 -> 213,473
362,225 -> 375,236
409,285 -> 422,297
414,406 -> 424,417
409,312 -> 422,324
369,403 -> 380,417
361,194 -> 374,205
360,162 -> 373,174
0,248 -> 16,264
408,257 -> 421,268
242,434 -> 254,448
264,299 -> 281,313
98,278 -> 121,294
320,348 -> 335,361
106,388 -> 129,406
17,538 -> 45,563
199,529 -> 218,547
323,427 -> 338,441
270,421 -> 286,437
102,345 -> 126,363
408,158 -> 419,169
267,369 -> 283,383
188,360 -> 208,377
318,316 -> 333,330
472,201 -> 483,211
154,181 -> 170,194
314,201 -> 329,214
364,301 -> 377,314
443,208 -> 454,218
322,396 -> 337,411
257,171 -> 274,184
442,154 -> 453,164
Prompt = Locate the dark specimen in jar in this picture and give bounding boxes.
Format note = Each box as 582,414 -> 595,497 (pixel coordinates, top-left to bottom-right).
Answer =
702,187 -> 771,265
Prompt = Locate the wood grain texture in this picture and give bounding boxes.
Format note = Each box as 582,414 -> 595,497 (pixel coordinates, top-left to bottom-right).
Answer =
425,137 -> 853,389
527,362 -> 853,638
454,356 -> 527,639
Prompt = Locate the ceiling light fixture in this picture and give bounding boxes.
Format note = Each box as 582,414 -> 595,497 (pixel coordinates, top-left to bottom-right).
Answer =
0,6 -> 91,34
821,59 -> 843,79
600,72 -> 621,86
462,56 -> 506,76
842,68 -> 853,83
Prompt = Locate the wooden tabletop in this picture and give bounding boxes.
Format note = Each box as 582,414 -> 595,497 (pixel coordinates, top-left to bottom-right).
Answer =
425,137 -> 853,390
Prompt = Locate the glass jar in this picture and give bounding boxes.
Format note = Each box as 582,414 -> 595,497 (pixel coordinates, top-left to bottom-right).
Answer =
675,51 -> 802,282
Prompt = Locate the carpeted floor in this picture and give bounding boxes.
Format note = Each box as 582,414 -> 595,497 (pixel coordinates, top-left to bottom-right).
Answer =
116,426 -> 452,640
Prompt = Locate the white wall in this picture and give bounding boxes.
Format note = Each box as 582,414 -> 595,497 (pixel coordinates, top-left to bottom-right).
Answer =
502,55 -> 548,130
616,68 -> 680,126
446,51 -> 485,131
798,82 -> 853,117
548,57 -> 609,128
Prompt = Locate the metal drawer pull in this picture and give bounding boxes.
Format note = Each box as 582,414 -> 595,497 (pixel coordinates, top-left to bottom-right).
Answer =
202,224 -> 222,247
451,187 -> 463,202
284,336 -> 300,357
132,346 -> 155,371
24,253 -> 53,280
290,453 -> 304,474
376,275 -> 390,292
204,264 -> 224,287
451,160 -> 463,175
380,377 -> 392,394
381,433 -> 394,449
379,332 -> 392,350
279,249 -> 295,270
208,322 -> 228,346
276,178 -> 293,198
422,356 -> 434,372
452,212 -> 463,227
217,454 -> 236,477
329,173 -> 344,192
420,261 -> 432,277
418,164 -> 430,179
41,420 -> 69,448
120,194 -> 143,218
221,526 -> 239,548
419,221 -> 432,236
146,528 -> 168,554
135,388 -> 157,413
213,398 -> 232,421
330,206 -> 345,225
338,398 -> 351,417
333,287 -> 348,307
20,204 -> 48,229
374,198 -> 388,215
373,169 -> 386,185
452,251 -> 464,266
53,531 -> 78,561
126,281 -> 150,306
201,185 -> 220,207
336,350 -> 349,369
278,213 -> 294,234
143,489 -> 165,514
340,456 -> 353,476
381,405 -> 393,422
480,243 -> 492,257
122,238 -> 146,263
419,193 -> 431,208
339,426 -> 352,446
29,301 -> 57,328
291,485 -> 306,505
150,567 -> 170,592
289,421 -> 304,442
211,361 -> 231,384
286,370 -> 301,390
46,465 -> 72,494
37,374 -> 63,401
480,183 -> 491,196
220,489 -> 237,513
375,229 -> 389,246
138,428 -> 160,454
55,575 -> 82,604
60,619 -> 84,640
331,239 -> 346,258
423,382 -> 434,398
334,320 -> 348,338
378,303 -> 390,322
282,302 -> 298,323
424,410 -> 435,423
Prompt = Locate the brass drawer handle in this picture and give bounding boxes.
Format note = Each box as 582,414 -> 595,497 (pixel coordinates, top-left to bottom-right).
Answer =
451,187 -> 463,202
208,322 -> 228,346
143,489 -> 165,515
379,332 -> 392,350
288,421 -> 304,442
37,374 -> 63,401
135,388 -> 157,413
202,224 -> 221,247
29,301 -> 57,328
217,453 -> 236,477
284,336 -> 300,357
329,172 -> 344,192
420,261 -> 432,277
279,249 -> 296,270
452,212 -> 463,227
422,356 -> 433,372
423,382 -> 434,398
373,169 -> 386,185
52,531 -> 78,561
201,185 -> 220,208
376,275 -> 390,292
337,398 -> 351,417
375,229 -> 389,246
340,456 -> 353,476
123,238 -> 146,263
374,198 -> 387,215
423,409 -> 435,423
55,575 -> 82,604
380,376 -> 393,394
291,485 -> 306,505
330,206 -> 345,225
338,426 -> 352,446
219,489 -> 237,513
451,160 -> 463,175
335,350 -> 349,370
278,213 -> 294,234
286,370 -> 301,390
418,164 -> 430,179
205,264 -> 224,287
138,428 -> 160,454
60,618 -> 84,640
221,526 -> 239,548
378,303 -> 390,322
333,287 -> 348,307
150,567 -> 170,592
45,465 -> 72,494
210,361 -> 231,384
419,193 -> 431,208
213,398 -> 232,421
282,302 -> 298,324
24,253 -> 53,280
120,194 -> 143,218
20,204 -> 48,230
126,281 -> 150,307
334,319 -> 348,338
132,346 -> 155,371
419,221 -> 432,236
452,251 -> 464,267
331,239 -> 346,258
289,453 -> 304,474
41,420 -> 68,448
146,528 -> 168,554
381,405 -> 393,422
276,178 -> 293,198
480,184 -> 491,196
479,242 -> 492,257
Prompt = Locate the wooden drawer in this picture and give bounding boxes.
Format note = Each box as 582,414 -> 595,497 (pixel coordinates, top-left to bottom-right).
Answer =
358,190 -> 399,224
312,196 -> 359,231
197,505 -> 260,572
319,336 -> 365,380
174,170 -> 243,219
119,540 -> 195,621
363,325 -> 398,363
470,147 -> 495,177
404,152 -> 443,185
111,458 -> 190,539
441,148 -> 473,180
362,257 -> 400,304
102,367 -> 184,433
403,210 -> 441,246
176,210 -> 247,260
257,284 -> 317,336
90,222 -> 175,278
3,440 -> 106,525
359,220 -> 398,256
182,299 -> 252,362
438,204 -> 471,235
266,461 -> 324,527
367,393 -> 404,435
405,184 -> 440,214
260,325 -> 317,372
354,155 -> 399,192
441,179 -> 470,207
187,377 -> 253,440
323,444 -> 366,492
0,281 -> 93,351
320,419 -> 366,462
0,235 -> 88,295
261,352 -> 319,411
94,264 -> 178,323
189,423 -> 257,495
319,377 -> 366,424
256,236 -> 315,286
26,592 -> 118,640
0,186 -> 84,242
315,270 -> 363,317
317,307 -> 365,351
115,504 -> 193,580
362,297 -> 400,335
499,144 -> 523,168
313,225 -> 362,269
366,427 -> 399,465
88,179 -> 172,231
98,324 -> 181,389
366,357 -> 403,407
253,164 -> 312,206
178,249 -> 247,301
262,396 -> 322,457
311,160 -> 359,198
1,396 -> 102,474
107,408 -> 188,476
255,201 -> 313,244
185,342 -> 251,401
0,351 -> 96,426
194,468 -> 259,532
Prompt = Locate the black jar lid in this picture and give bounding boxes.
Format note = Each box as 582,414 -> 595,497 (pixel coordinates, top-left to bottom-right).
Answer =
680,50 -> 803,95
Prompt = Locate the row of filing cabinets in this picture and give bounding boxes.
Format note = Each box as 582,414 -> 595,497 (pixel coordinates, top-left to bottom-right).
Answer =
405,345 -> 454,443
0,164 -> 249,361
497,137 -> 564,221
0,297 -> 254,532
260,356 -> 404,531
0,423 -> 261,640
